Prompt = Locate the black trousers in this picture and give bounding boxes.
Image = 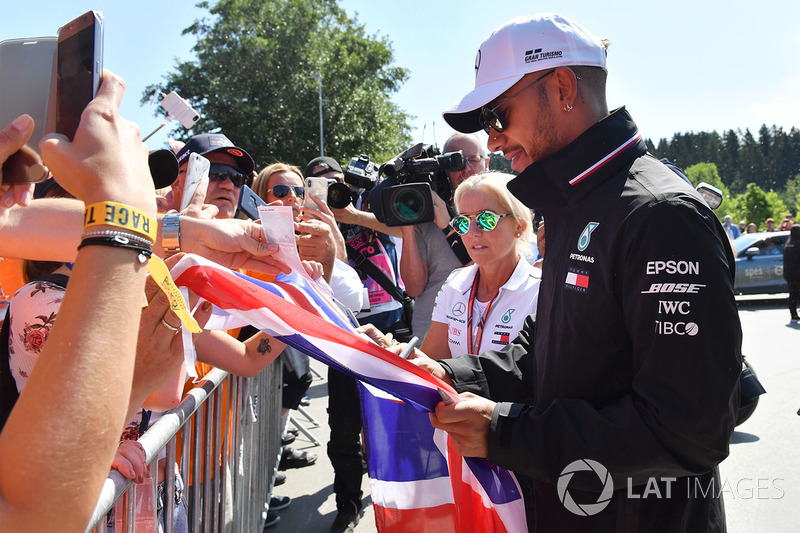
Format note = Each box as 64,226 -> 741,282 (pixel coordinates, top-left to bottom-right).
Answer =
326,367 -> 363,512
788,280 -> 800,318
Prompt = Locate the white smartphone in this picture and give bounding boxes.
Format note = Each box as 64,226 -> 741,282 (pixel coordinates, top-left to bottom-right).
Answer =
304,176 -> 328,211
180,152 -> 210,211
160,91 -> 200,129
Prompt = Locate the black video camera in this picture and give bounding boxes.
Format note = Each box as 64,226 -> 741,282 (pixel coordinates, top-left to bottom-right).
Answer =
368,143 -> 464,226
325,154 -> 381,209
344,154 -> 380,191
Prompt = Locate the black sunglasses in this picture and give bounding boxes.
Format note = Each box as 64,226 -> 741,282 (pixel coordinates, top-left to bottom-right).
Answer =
209,163 -> 250,188
269,184 -> 305,199
479,69 -> 556,134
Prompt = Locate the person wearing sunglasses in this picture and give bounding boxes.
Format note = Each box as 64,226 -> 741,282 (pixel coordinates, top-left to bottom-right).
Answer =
405,13 -> 742,532
253,162 -> 306,220
420,172 -> 539,360
171,133 -> 255,220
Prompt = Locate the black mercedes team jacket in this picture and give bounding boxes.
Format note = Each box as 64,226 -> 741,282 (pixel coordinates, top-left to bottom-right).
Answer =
440,108 -> 742,532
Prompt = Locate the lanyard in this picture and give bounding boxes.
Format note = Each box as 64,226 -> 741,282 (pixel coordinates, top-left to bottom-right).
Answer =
467,269 -> 498,354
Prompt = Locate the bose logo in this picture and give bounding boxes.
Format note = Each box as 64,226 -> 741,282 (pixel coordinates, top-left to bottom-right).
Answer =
658,301 -> 691,315
642,283 -> 706,294
646,261 -> 700,275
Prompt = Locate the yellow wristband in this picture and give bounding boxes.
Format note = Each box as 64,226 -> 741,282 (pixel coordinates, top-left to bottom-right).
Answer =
84,202 -> 157,243
147,255 -> 202,333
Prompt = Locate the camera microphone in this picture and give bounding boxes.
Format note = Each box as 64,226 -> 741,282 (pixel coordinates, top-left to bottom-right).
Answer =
148,149 -> 179,189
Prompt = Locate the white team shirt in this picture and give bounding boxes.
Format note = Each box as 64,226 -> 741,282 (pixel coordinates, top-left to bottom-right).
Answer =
430,258 -> 540,358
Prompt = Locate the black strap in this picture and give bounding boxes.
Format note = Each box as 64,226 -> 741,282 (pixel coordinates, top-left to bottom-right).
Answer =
0,305 -> 15,431
345,244 -> 407,303
0,273 -> 69,431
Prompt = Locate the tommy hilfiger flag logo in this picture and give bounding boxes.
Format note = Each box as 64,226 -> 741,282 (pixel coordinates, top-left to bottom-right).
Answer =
565,267 -> 590,293
492,331 -> 511,345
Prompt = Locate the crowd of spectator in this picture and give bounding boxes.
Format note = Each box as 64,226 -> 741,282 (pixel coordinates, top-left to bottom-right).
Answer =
0,62 -> 545,531
2,10 -> 753,533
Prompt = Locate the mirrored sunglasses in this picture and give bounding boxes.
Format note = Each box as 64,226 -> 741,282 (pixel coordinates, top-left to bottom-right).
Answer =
452,210 -> 512,235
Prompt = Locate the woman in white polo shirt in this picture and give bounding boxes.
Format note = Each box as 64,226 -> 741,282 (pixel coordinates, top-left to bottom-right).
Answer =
421,172 -> 540,359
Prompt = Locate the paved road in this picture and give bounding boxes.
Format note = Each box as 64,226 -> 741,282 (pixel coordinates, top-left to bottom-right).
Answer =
271,296 -> 799,532
721,295 -> 800,532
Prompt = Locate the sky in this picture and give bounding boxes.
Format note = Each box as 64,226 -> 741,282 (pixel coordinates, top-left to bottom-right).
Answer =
2,1 -> 799,157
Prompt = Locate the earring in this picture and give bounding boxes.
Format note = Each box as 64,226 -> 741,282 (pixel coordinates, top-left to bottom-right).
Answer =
563,103 -> 573,112
515,232 -> 521,237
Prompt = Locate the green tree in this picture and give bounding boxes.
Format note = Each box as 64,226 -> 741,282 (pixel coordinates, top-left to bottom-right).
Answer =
781,173 -> 800,217
143,0 -> 412,169
732,183 -> 789,231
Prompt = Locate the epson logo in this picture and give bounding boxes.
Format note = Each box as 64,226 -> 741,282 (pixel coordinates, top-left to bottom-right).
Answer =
642,283 -> 706,294
658,301 -> 691,315
646,261 -> 700,276
654,321 -> 699,336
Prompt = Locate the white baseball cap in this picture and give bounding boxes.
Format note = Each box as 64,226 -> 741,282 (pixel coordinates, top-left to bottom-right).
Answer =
443,13 -> 608,133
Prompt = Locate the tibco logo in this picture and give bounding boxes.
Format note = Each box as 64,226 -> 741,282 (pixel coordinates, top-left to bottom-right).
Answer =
654,321 -> 699,336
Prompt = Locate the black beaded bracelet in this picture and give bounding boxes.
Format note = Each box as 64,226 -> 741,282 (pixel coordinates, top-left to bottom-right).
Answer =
78,235 -> 153,263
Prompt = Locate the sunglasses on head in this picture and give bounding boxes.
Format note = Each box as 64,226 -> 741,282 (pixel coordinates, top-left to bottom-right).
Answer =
269,184 -> 305,199
209,163 -> 250,187
452,210 -> 512,235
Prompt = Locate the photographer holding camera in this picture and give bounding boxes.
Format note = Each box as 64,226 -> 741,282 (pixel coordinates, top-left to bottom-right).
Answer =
398,133 -> 488,339
305,155 -> 412,533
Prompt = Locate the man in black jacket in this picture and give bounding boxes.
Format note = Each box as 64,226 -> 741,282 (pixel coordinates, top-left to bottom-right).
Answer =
410,13 -> 742,532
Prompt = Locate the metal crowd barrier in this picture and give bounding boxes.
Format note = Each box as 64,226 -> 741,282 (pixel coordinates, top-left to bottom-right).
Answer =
86,361 -> 283,533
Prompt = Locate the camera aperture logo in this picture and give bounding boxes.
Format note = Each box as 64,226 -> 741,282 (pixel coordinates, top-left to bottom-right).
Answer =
558,459 -> 614,516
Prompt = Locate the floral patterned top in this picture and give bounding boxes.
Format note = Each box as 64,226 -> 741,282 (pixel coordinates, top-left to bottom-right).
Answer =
8,278 -> 148,440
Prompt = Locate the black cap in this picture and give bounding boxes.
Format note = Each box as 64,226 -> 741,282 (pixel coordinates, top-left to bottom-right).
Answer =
304,156 -> 342,178
175,133 -> 254,174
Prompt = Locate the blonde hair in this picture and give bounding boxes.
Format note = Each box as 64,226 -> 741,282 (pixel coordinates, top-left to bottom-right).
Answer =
453,172 -> 533,260
253,162 -> 303,200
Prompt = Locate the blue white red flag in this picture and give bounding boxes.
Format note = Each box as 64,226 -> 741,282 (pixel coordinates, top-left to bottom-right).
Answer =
170,254 -> 527,532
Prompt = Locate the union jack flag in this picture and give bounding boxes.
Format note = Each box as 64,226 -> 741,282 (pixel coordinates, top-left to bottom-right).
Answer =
171,254 -> 527,532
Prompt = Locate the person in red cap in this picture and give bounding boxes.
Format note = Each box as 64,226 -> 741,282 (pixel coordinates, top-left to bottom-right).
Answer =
766,217 -> 776,232
400,12 -> 741,532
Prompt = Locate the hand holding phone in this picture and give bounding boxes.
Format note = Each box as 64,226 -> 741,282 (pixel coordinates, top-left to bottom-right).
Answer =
0,114 -> 40,203
304,177 -> 328,212
0,37 -> 57,185
180,153 -> 210,212
237,185 -> 267,220
55,10 -> 104,140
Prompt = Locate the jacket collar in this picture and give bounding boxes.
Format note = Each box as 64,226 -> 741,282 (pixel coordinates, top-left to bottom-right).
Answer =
507,107 -> 647,212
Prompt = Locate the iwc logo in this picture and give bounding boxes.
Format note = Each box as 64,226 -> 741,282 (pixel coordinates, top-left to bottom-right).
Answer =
557,459 -> 614,516
577,222 -> 599,252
